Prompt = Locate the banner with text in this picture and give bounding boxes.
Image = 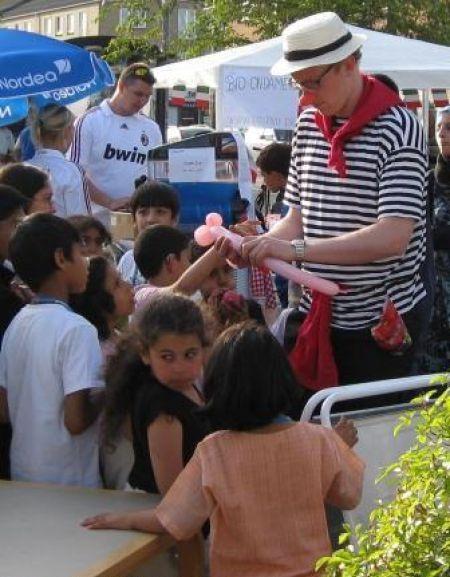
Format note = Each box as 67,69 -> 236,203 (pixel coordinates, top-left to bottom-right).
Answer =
220,65 -> 298,130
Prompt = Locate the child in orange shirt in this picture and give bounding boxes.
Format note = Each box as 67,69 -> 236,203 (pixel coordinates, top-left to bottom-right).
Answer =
83,322 -> 364,577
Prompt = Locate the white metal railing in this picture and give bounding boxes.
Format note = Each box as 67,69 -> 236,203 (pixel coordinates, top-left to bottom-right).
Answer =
300,373 -> 445,427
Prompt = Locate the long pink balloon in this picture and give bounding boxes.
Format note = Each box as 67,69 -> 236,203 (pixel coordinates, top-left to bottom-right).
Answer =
194,213 -> 340,296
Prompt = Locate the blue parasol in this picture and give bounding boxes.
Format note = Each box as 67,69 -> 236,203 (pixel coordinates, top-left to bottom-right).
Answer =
0,28 -> 110,99
32,54 -> 115,108
0,97 -> 28,126
0,30 -> 116,126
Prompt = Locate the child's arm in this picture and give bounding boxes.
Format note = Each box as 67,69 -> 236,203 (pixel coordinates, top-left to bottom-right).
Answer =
61,324 -> 105,436
82,508 -> 165,532
147,413 -> 184,495
324,430 -> 365,510
170,246 -> 224,296
64,389 -> 104,436
147,413 -> 205,576
82,448 -> 211,540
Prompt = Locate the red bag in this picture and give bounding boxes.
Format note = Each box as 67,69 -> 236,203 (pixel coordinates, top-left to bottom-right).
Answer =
371,299 -> 412,354
288,291 -> 338,391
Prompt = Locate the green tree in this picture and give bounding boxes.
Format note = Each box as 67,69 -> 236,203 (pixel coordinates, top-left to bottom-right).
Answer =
101,0 -> 177,64
318,385 -> 450,577
103,0 -> 450,62
174,0 -> 450,57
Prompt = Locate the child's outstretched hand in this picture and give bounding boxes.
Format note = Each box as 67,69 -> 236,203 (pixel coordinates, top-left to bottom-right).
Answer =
230,219 -> 261,237
334,417 -> 358,448
81,512 -> 131,530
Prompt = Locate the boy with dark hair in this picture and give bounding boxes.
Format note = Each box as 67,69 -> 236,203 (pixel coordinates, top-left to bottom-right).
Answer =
255,142 -> 292,217
133,224 -> 224,311
0,214 -> 104,487
0,184 -> 28,479
118,180 -> 180,286
255,143 -> 293,308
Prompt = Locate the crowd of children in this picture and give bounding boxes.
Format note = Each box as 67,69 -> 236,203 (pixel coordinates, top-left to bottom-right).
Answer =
0,138 -> 363,576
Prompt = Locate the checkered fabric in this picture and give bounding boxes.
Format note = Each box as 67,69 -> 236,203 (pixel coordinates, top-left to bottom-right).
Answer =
249,266 -> 278,309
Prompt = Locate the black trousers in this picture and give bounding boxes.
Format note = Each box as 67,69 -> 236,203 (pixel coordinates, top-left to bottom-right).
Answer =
0,423 -> 12,479
285,297 -> 432,411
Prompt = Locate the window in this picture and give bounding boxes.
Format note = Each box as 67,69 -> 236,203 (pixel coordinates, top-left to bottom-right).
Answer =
177,7 -> 196,34
119,7 -> 129,24
66,13 -> 75,34
78,11 -> 87,35
119,7 -> 147,28
24,21 -> 32,31
44,17 -> 52,35
55,15 -> 63,35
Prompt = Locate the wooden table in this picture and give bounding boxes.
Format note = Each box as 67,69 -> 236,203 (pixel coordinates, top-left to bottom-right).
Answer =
0,480 -> 174,577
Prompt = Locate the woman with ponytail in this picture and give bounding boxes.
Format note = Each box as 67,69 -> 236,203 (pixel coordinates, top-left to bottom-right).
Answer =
29,104 -> 92,217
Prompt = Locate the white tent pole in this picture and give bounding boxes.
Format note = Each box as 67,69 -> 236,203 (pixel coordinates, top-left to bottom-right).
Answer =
422,89 -> 430,144
215,84 -> 224,130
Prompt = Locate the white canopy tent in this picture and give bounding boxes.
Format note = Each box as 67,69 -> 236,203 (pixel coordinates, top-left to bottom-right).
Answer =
153,25 -> 450,130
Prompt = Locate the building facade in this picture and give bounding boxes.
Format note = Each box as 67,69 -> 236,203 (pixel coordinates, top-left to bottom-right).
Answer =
0,0 -> 197,43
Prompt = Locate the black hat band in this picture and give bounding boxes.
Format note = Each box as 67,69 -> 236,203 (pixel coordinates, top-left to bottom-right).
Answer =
284,31 -> 352,62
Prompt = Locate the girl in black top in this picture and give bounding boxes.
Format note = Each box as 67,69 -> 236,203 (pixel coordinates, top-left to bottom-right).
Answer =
104,293 -> 210,495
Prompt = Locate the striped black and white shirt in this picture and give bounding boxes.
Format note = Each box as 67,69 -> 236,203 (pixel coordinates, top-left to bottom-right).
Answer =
284,105 -> 428,330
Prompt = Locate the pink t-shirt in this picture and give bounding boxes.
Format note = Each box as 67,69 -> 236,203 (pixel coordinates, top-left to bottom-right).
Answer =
156,423 -> 364,577
134,283 -> 161,311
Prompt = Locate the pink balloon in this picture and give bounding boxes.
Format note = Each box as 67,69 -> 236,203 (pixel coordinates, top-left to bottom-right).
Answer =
194,213 -> 340,296
205,213 -> 223,227
194,225 -> 215,247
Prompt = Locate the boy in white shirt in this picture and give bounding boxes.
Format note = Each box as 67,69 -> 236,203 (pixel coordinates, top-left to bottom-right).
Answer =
0,214 -> 104,487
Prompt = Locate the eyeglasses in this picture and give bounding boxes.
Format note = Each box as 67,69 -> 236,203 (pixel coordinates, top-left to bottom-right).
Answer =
289,63 -> 336,92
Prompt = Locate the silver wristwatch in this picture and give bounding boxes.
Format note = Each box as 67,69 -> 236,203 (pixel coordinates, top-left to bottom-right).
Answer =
290,238 -> 305,261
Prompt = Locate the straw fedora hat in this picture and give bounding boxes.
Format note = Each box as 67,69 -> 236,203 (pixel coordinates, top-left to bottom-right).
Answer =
271,12 -> 366,76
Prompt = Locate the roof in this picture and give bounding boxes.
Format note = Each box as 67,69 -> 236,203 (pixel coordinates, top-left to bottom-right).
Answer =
153,25 -> 450,90
0,0 -> 99,18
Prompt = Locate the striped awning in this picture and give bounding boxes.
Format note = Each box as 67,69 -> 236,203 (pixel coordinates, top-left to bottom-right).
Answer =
431,88 -> 449,108
168,85 -> 210,109
400,88 -> 449,110
401,89 -> 422,110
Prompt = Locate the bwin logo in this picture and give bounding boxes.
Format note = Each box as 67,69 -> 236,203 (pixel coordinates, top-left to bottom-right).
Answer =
104,143 -> 146,165
53,59 -> 72,74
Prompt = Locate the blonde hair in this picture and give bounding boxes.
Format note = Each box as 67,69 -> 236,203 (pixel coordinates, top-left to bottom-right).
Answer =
31,104 -> 74,147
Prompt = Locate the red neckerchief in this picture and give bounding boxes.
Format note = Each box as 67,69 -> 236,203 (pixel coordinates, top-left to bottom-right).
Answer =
314,75 -> 402,178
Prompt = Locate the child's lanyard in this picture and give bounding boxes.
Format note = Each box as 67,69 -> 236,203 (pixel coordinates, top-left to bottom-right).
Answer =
132,262 -> 143,287
272,414 -> 294,424
31,295 -> 73,313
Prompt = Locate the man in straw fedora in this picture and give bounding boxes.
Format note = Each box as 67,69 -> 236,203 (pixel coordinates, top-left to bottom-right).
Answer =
229,12 -> 430,395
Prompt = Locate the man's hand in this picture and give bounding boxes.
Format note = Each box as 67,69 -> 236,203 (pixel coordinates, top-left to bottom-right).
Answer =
241,235 -> 295,266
